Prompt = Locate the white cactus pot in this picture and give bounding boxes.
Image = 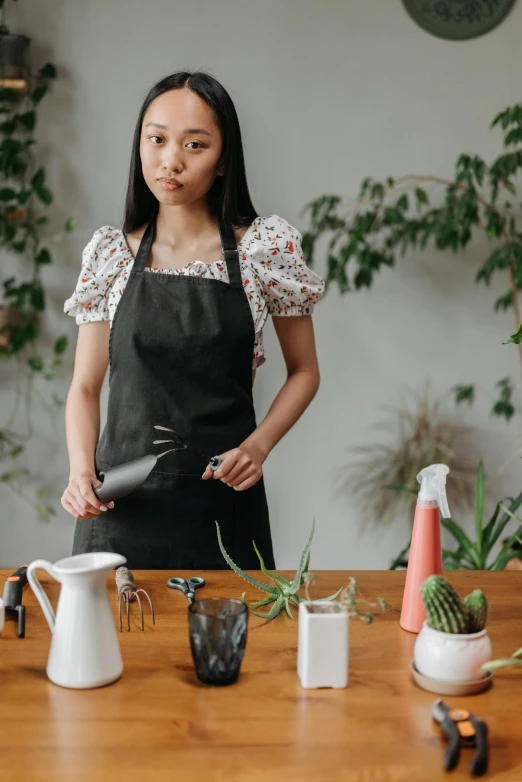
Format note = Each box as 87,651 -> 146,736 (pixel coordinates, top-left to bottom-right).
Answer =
414,620 -> 492,682
297,600 -> 349,689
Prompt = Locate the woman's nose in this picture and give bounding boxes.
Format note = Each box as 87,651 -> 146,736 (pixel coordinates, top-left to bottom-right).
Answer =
163,144 -> 184,172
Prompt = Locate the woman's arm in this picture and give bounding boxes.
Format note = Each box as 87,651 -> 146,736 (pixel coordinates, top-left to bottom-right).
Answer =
61,322 -> 114,519
203,315 -> 320,491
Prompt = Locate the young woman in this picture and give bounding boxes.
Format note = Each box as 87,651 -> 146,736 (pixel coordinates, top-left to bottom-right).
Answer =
62,70 -> 325,570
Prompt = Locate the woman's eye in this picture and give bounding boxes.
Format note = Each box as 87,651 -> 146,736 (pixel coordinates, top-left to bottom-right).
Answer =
149,136 -> 163,144
186,141 -> 203,149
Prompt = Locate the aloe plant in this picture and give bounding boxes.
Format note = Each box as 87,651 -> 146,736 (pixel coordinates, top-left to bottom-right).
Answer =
215,518 -> 343,620
389,461 -> 522,570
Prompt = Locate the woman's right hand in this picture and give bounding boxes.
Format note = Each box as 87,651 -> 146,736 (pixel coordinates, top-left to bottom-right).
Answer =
61,472 -> 115,520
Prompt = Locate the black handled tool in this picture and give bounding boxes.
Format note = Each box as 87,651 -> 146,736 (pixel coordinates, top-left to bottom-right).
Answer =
93,424 -> 223,504
2,565 -> 29,638
432,698 -> 488,777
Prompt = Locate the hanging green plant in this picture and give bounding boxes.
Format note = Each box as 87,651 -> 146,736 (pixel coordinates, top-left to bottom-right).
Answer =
1,35 -> 76,520
300,104 -> 522,423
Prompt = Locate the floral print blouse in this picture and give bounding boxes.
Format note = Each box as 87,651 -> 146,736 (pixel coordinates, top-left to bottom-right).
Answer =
63,214 -> 325,369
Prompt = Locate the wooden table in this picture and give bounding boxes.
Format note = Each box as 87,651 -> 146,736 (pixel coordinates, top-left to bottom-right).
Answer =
1,569 -> 521,782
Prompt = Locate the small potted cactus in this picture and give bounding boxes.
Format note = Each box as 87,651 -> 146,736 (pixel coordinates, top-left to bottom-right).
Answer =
413,575 -> 492,683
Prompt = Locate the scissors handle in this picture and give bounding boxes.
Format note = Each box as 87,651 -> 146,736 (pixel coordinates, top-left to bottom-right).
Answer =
187,577 -> 205,590
166,576 -> 206,605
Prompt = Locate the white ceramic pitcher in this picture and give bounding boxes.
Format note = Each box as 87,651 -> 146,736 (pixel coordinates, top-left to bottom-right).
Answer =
27,552 -> 126,689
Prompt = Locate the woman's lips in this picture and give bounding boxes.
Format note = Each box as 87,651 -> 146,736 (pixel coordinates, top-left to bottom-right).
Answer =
159,180 -> 183,191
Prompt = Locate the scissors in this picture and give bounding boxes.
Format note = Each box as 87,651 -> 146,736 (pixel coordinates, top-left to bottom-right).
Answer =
167,576 -> 206,605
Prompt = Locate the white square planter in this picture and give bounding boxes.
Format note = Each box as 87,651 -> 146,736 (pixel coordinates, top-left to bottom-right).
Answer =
297,600 -> 350,689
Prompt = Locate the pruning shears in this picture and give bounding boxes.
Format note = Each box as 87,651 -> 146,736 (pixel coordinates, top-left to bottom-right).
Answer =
432,698 -> 488,777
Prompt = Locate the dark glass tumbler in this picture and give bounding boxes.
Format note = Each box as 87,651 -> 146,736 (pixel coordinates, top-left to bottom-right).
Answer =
188,597 -> 248,686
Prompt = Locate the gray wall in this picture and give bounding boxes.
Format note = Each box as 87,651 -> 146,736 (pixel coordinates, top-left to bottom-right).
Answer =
2,0 -> 522,568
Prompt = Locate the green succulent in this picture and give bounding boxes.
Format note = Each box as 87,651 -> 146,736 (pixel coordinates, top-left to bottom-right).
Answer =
215,517 -> 343,620
463,589 -> 488,633
421,575 -> 468,634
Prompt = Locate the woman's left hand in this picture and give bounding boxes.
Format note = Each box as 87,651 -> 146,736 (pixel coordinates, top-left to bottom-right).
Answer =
201,441 -> 265,491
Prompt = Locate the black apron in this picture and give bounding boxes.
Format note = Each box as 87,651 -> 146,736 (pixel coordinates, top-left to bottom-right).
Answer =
72,211 -> 276,570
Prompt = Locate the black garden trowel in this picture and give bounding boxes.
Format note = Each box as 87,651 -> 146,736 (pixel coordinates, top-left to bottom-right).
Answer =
93,425 -> 223,504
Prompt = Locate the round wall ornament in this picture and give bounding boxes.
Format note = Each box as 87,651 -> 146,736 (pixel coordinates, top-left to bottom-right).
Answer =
402,0 -> 516,40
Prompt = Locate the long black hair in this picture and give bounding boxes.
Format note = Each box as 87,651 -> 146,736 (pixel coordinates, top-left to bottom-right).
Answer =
122,71 -> 258,234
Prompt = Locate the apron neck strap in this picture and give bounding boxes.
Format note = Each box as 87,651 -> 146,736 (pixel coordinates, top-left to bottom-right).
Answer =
131,211 -> 243,287
217,214 -> 242,288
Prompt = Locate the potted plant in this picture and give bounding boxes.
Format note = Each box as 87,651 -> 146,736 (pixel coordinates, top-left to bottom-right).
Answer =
414,575 -> 492,683
214,518 -> 344,620
389,461 -> 522,571
297,574 -> 386,689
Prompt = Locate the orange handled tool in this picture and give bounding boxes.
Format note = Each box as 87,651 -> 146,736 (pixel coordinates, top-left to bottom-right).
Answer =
432,699 -> 488,776
2,565 -> 29,638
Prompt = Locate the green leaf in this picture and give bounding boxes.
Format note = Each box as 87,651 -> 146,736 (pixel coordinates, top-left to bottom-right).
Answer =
39,62 -> 57,80
389,538 -> 411,570
475,461 -> 485,558
504,322 -> 522,344
54,335 -> 68,355
453,384 -> 475,406
36,248 -> 52,265
251,539 -> 291,588
415,187 -> 429,205
64,217 -> 76,232
0,188 -> 17,201
480,658 -> 522,672
31,86 -> 48,104
31,168 -> 45,190
28,356 -> 44,371
486,492 -> 522,552
249,595 -> 285,619
18,111 -> 36,132
440,518 -> 480,569
35,187 -> 53,205
215,521 -> 278,595
290,518 -> 316,591
240,593 -> 275,608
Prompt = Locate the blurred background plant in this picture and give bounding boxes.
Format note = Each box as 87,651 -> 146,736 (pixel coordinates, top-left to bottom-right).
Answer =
0,2 -> 75,519
301,103 -> 522,422
335,383 -> 480,528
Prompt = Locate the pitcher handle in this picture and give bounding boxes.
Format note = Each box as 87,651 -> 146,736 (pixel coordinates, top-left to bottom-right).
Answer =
26,559 -> 59,634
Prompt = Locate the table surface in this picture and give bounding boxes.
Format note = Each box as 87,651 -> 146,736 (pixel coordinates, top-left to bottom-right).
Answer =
1,568 -> 521,782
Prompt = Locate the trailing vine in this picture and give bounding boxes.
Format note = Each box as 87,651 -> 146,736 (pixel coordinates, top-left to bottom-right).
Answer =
1,40 -> 75,520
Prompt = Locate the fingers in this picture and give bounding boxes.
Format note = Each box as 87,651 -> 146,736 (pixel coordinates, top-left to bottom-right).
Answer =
61,473 -> 115,521
201,463 -> 213,480
212,451 -> 240,483
230,469 -> 260,491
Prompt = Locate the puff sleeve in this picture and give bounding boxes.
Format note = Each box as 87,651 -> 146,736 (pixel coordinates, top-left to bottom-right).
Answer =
254,214 -> 325,316
63,226 -> 127,324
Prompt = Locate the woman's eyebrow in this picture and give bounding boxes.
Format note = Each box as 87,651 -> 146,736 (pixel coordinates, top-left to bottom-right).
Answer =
145,121 -> 211,136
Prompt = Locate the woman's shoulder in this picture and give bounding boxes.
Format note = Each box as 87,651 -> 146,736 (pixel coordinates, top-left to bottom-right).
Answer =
63,225 -> 133,323
241,213 -> 306,264
82,225 -> 134,269
246,213 -> 301,239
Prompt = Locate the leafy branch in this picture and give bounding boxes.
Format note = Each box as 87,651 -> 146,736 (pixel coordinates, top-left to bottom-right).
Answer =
301,104 -> 522,420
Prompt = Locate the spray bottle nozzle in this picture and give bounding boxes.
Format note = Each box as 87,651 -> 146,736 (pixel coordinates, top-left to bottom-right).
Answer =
416,463 -> 451,518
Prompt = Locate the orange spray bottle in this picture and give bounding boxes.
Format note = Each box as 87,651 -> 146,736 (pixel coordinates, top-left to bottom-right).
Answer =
399,464 -> 451,633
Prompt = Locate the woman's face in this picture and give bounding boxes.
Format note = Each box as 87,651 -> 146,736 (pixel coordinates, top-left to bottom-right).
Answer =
140,88 -> 224,207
